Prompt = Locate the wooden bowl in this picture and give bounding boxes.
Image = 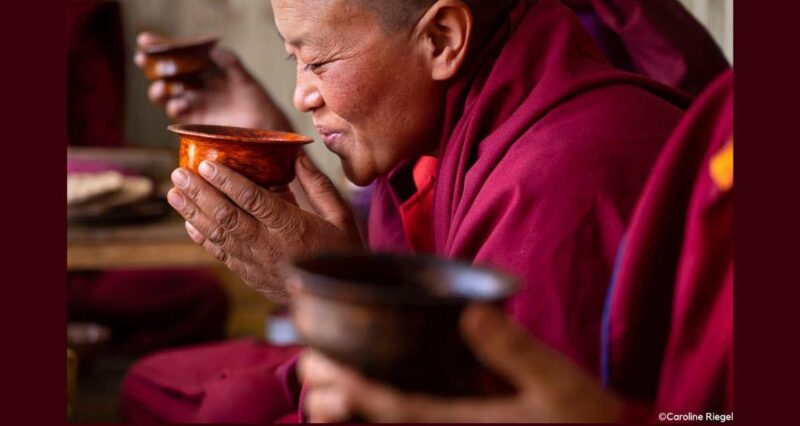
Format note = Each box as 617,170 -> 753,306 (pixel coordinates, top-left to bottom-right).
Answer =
288,252 -> 519,396
140,36 -> 219,81
169,124 -> 313,190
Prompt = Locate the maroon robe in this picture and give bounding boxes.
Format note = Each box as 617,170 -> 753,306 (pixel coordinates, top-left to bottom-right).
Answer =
68,270 -> 228,354
562,0 -> 730,95
603,70 -> 733,418
372,0 -> 688,372
123,0 -> 690,421
353,0 -> 730,240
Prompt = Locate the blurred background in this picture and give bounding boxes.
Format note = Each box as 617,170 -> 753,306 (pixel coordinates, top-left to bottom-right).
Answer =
66,0 -> 733,423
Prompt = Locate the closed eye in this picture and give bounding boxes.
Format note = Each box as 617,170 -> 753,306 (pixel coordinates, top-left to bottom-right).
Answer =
286,53 -> 331,74
305,62 -> 327,72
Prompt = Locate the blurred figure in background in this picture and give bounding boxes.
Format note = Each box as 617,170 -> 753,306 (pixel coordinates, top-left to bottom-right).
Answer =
67,0 -> 229,354
563,0 -> 729,95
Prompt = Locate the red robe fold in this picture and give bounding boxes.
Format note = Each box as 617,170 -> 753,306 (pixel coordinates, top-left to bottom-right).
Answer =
373,0 -> 688,373
121,340 -> 301,423
604,70 -> 733,418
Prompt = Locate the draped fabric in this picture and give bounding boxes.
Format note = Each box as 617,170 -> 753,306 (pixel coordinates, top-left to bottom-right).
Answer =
562,0 -> 730,95
371,0 -> 688,372
604,71 -> 733,418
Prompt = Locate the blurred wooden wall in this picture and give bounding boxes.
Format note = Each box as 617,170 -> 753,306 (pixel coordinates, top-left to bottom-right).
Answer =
120,0 -> 733,183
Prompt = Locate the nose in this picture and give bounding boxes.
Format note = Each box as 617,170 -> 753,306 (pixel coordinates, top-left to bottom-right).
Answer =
293,72 -> 324,113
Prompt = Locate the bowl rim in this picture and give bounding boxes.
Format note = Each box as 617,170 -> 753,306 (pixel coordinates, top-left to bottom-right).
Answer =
286,251 -> 520,306
168,124 -> 314,145
142,36 -> 220,55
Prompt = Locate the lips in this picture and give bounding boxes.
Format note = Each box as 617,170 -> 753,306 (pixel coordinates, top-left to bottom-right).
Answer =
315,125 -> 345,151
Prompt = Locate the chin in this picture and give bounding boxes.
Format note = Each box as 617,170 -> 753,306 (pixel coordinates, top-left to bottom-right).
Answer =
343,168 -> 377,187
341,160 -> 380,187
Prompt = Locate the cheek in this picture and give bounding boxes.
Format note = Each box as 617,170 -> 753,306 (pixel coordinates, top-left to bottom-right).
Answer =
319,63 -> 383,127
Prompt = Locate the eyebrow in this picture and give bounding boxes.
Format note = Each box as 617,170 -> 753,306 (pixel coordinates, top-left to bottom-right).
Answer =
277,27 -> 328,50
274,27 -> 307,48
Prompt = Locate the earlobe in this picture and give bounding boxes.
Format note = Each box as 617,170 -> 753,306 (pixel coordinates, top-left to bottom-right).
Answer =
418,0 -> 473,81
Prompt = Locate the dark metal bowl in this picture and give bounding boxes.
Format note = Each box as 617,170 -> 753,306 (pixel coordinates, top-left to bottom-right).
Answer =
288,252 -> 519,396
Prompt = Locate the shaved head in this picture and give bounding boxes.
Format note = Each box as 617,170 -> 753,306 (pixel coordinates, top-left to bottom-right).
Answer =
350,0 -> 435,31
351,0 -> 512,32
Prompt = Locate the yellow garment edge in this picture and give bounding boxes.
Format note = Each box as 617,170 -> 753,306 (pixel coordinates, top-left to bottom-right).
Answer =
710,138 -> 734,192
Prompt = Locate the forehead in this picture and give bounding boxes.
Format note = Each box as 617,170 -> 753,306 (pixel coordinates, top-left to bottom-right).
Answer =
271,0 -> 380,47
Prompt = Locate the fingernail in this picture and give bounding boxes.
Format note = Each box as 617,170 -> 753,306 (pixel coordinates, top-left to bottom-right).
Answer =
167,190 -> 186,209
171,169 -> 189,188
199,161 -> 215,178
185,221 -> 197,235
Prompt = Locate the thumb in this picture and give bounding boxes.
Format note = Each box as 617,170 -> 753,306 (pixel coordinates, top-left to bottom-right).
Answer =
295,152 -> 352,228
460,304 -> 564,390
210,47 -> 253,84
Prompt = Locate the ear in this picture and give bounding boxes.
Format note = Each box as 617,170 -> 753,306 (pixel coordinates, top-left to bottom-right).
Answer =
416,0 -> 473,81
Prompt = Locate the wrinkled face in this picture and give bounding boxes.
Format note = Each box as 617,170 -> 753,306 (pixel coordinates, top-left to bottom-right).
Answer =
272,0 -> 442,185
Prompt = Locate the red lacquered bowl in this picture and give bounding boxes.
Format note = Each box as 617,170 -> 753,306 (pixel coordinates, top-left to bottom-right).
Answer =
168,124 -> 314,190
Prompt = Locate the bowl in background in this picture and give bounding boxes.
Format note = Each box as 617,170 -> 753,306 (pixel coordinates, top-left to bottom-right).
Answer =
140,35 -> 219,81
288,252 -> 519,396
169,124 -> 313,191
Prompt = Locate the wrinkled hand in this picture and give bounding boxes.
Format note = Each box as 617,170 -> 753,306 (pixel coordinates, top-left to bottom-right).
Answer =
134,32 -> 292,131
167,153 -> 363,303
300,305 -> 623,423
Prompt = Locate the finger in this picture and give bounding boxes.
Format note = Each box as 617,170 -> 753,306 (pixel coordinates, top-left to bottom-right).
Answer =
299,351 -> 347,389
304,389 -> 351,424
170,169 -> 261,243
185,221 -> 206,245
196,161 -> 299,231
134,51 -> 146,68
167,187 -> 214,235
137,31 -> 168,49
148,80 -> 190,107
209,47 -> 252,84
299,352 -> 523,423
163,81 -> 186,98
460,304 -> 564,390
295,153 -> 352,227
166,94 -> 195,118
170,188 -> 237,265
169,189 -> 241,263
147,80 -> 170,105
343,376 -> 525,423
